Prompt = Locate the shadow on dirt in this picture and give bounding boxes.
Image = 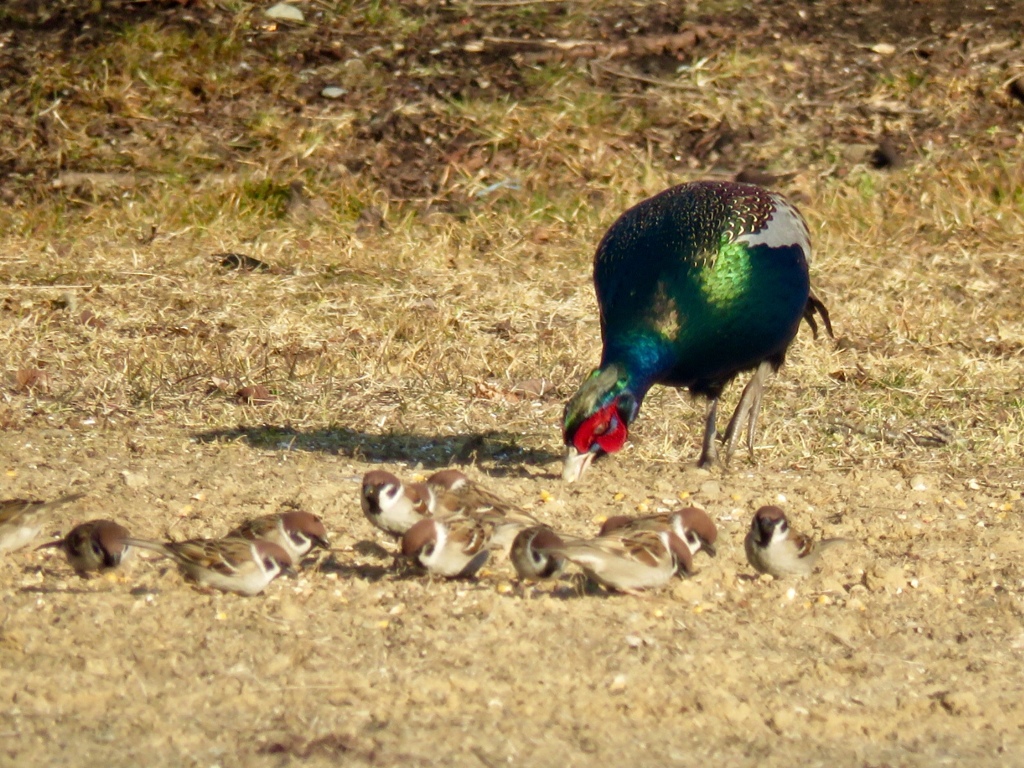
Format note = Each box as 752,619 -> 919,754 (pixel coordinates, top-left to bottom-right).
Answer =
315,555 -> 393,584
191,425 -> 560,472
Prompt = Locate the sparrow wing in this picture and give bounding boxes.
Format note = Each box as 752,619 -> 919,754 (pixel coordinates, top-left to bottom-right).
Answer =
176,538 -> 256,576
403,483 -> 435,515
226,515 -> 278,540
618,529 -> 672,569
791,531 -> 817,560
444,516 -> 493,556
434,481 -> 533,521
554,529 -> 663,569
0,493 -> 85,524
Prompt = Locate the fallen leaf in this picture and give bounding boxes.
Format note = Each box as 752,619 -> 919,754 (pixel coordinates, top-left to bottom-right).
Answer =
236,385 -> 274,405
78,309 -> 106,329
14,368 -> 50,393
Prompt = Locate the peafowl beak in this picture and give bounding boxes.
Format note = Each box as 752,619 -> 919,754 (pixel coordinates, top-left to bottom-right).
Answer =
562,446 -> 596,483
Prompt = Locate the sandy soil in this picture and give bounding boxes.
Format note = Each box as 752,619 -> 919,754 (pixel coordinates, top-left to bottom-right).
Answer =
2,426 -> 1023,767
3,0 -> 1024,765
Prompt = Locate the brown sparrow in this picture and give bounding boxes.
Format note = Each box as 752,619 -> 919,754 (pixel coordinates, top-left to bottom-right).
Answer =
424,468 -> 470,493
361,470 -> 436,536
509,525 -> 568,580
400,516 -> 496,578
744,506 -> 846,578
0,493 -> 86,554
227,510 -> 329,563
427,474 -> 540,553
36,519 -> 132,577
124,536 -> 292,595
429,471 -> 522,517
552,528 -> 693,595
599,506 -> 718,573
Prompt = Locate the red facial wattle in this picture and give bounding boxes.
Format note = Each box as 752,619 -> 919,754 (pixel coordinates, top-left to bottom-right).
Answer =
572,402 -> 628,455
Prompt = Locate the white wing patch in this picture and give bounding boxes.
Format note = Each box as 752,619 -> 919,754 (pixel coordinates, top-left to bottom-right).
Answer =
737,193 -> 812,262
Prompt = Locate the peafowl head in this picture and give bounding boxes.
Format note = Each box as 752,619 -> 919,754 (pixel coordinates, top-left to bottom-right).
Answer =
562,363 -> 638,483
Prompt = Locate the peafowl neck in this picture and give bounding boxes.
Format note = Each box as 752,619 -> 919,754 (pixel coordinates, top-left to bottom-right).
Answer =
598,337 -> 668,407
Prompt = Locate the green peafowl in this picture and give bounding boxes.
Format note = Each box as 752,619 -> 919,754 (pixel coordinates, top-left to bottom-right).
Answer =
562,180 -> 832,482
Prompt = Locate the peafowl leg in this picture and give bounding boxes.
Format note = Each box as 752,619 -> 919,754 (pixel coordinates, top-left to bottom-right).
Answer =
723,361 -> 772,462
697,397 -> 720,468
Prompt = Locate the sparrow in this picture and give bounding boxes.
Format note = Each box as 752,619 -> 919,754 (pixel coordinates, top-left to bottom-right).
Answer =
0,493 -> 86,554
227,510 -> 330,563
36,519 -> 132,577
428,470 -> 522,517
424,468 -> 470,493
551,528 -> 693,595
509,525 -> 569,580
361,470 -> 436,536
425,473 -> 540,553
400,515 -> 496,578
599,506 -> 718,573
124,536 -> 293,595
744,506 -> 847,578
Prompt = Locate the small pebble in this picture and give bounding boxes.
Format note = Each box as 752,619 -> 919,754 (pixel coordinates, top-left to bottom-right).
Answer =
265,2 -> 304,21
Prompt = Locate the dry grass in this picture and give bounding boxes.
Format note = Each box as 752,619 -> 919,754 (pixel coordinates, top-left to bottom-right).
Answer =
2,2 -> 1023,471
2,1 -> 1024,764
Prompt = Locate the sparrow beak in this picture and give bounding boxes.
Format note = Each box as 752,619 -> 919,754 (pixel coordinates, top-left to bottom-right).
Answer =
562,446 -> 595,483
701,539 -> 717,558
314,536 -> 331,551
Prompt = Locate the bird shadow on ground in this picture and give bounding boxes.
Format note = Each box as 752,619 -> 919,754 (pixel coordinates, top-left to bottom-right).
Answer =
13,565 -> 117,593
499,581 -> 593,601
314,551 -> 393,582
17,584 -> 106,595
191,425 -> 560,474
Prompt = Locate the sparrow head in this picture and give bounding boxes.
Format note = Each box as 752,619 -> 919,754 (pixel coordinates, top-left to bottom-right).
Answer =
426,469 -> 468,493
562,364 -> 638,484
751,505 -> 789,548
401,519 -> 441,560
280,510 -> 330,551
253,540 -> 294,576
510,525 -> 566,579
37,519 -> 130,571
674,506 -> 718,557
361,470 -> 404,517
597,515 -> 634,537
83,520 -> 131,567
528,526 -> 565,552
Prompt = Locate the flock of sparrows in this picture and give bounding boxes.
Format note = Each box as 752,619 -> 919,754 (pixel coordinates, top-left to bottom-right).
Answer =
0,471 -> 845,597
0,495 -> 328,596
361,469 -> 847,594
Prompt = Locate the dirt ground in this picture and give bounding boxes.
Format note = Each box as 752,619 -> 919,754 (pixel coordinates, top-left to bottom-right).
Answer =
2,1 -> 1024,766
4,437 -> 1024,767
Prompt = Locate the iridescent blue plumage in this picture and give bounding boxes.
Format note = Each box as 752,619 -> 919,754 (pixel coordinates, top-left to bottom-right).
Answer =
563,181 -> 832,482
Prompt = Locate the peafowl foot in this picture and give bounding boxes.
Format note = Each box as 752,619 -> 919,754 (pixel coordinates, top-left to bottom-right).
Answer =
723,361 -> 771,463
697,397 -> 720,467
